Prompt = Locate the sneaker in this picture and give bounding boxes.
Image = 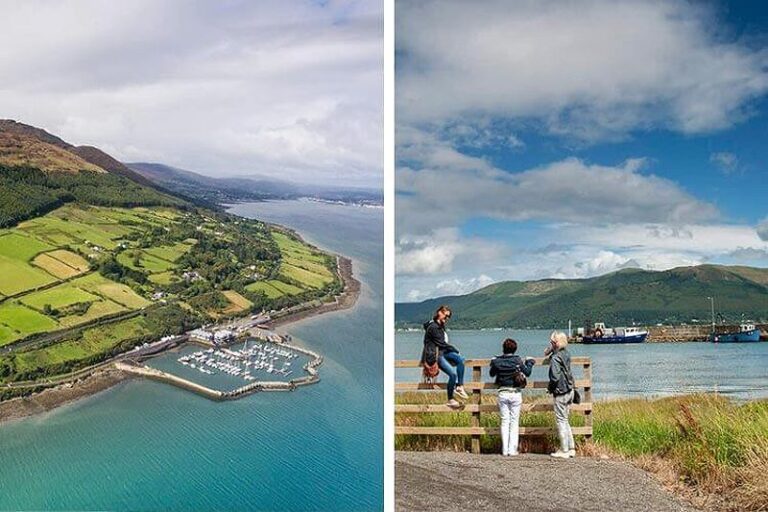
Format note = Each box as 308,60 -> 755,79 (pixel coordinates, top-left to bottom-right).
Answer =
567,449 -> 576,458
446,399 -> 462,409
508,451 -> 519,456
550,451 -> 570,459
454,387 -> 469,400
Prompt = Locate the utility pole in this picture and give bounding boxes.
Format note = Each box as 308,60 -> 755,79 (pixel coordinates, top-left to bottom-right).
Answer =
707,296 -> 715,333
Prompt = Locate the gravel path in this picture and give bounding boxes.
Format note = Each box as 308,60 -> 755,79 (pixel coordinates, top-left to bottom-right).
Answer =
396,451 -> 699,512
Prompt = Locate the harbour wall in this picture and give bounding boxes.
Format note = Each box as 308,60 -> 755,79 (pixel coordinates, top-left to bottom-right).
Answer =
645,323 -> 767,342
116,338 -> 324,400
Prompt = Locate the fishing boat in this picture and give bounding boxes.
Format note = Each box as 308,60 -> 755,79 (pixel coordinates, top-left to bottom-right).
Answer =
711,323 -> 761,343
581,323 -> 648,344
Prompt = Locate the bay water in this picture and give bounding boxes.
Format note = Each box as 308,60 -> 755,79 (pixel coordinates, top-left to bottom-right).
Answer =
396,329 -> 768,400
0,200 -> 383,511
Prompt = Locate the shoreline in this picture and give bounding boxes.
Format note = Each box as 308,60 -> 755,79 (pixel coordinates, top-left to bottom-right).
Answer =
0,251 -> 361,425
0,368 -> 132,425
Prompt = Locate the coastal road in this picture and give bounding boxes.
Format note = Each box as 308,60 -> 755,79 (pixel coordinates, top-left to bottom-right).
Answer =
396,451 -> 699,512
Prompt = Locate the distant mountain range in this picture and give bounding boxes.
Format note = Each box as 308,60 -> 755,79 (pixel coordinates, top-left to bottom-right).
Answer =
128,162 -> 383,207
396,265 -> 768,329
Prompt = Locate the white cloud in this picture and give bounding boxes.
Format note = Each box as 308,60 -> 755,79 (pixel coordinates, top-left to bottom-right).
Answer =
397,134 -> 718,234
0,0 -> 382,187
710,152 -> 739,174
728,247 -> 768,261
396,229 -> 464,275
397,0 -> 768,140
434,275 -> 495,296
397,228 -> 503,275
758,218 -> 768,241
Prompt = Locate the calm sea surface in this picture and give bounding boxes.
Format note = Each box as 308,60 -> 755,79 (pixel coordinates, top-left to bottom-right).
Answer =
0,200 -> 383,511
396,329 -> 768,400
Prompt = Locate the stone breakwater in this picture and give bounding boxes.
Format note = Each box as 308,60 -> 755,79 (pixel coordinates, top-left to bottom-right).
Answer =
646,323 -> 768,342
115,340 -> 324,400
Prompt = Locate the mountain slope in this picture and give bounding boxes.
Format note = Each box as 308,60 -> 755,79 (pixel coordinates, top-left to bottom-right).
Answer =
0,120 -> 185,227
396,265 -> 768,328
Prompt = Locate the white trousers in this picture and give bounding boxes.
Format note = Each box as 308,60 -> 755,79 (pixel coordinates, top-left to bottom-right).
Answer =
553,390 -> 575,452
498,390 -> 523,455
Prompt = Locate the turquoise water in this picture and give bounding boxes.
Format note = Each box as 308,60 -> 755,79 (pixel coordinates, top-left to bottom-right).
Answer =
396,329 -> 768,400
0,200 -> 383,511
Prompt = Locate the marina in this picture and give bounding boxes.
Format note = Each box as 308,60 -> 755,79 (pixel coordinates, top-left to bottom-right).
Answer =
176,341 -> 299,381
143,336 -> 320,395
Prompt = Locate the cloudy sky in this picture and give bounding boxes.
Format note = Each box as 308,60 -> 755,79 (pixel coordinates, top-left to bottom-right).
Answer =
0,0 -> 382,187
396,0 -> 768,302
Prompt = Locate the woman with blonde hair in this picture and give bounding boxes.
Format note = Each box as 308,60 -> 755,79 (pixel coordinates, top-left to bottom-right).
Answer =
545,331 -> 575,459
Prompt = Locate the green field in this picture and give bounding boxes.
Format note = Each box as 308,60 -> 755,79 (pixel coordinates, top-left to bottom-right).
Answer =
11,316 -> 151,373
117,251 -> 175,273
56,299 -> 126,328
0,232 -> 54,260
20,283 -> 98,310
272,230 -> 335,290
273,231 -> 327,263
245,281 -> 285,298
0,232 -> 59,295
143,241 -> 194,263
268,279 -> 305,295
0,303 -> 58,340
0,324 -> 16,347
73,273 -> 150,309
0,256 -> 57,295
148,271 -> 177,285
280,263 -> 333,289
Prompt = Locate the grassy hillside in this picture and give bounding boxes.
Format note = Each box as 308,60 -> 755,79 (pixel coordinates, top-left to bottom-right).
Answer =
0,120 -> 343,390
396,266 -> 768,328
0,120 -> 186,227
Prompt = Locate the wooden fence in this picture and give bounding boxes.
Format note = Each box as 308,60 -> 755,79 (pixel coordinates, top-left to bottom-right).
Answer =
395,357 -> 593,454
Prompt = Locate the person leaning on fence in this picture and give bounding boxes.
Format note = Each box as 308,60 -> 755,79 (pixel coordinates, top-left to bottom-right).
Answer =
420,305 -> 468,409
489,338 -> 534,456
545,331 -> 576,459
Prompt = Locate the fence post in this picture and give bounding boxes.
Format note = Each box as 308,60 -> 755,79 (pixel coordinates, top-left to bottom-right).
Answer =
583,361 -> 593,440
471,363 -> 481,454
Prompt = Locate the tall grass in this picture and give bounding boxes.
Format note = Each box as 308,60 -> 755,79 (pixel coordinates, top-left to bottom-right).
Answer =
395,392 -> 768,511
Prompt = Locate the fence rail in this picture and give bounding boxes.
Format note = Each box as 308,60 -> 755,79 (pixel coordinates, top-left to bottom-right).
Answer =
395,357 -> 593,454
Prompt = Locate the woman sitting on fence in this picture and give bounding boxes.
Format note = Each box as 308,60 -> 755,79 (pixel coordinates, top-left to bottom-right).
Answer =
489,338 -> 534,456
420,305 -> 468,409
546,331 -> 576,459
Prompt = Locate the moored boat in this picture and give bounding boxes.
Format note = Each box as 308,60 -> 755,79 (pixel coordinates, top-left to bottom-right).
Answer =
582,324 -> 648,344
711,323 -> 761,343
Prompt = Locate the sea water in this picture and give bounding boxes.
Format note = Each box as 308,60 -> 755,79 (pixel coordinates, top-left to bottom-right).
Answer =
0,200 -> 383,511
396,328 -> 768,400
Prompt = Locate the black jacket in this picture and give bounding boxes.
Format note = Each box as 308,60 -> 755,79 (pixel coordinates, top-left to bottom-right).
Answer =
420,320 -> 458,365
489,354 -> 534,388
548,348 -> 574,395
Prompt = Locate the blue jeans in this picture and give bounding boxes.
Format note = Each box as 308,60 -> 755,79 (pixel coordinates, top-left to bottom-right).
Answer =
438,351 -> 465,400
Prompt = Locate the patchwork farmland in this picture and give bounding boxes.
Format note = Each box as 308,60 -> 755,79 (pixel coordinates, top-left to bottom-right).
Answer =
0,203 -> 341,387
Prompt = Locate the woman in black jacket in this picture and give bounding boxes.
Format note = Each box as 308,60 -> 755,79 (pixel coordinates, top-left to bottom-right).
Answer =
420,305 -> 468,408
489,338 -> 534,456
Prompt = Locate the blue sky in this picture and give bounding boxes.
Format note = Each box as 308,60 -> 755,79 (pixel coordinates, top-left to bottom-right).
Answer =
396,0 -> 768,302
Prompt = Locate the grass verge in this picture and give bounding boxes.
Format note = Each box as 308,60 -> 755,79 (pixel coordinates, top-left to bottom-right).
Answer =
395,392 -> 768,511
